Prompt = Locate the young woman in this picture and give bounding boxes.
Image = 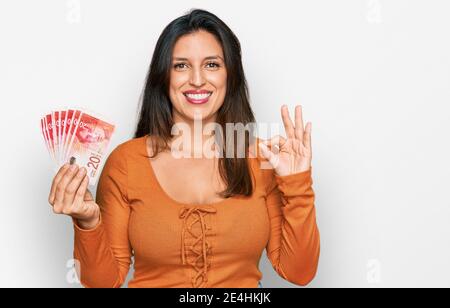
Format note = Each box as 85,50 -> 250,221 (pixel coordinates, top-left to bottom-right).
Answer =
48,9 -> 320,288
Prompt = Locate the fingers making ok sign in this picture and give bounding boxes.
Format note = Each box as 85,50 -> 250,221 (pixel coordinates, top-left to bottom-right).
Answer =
258,105 -> 312,176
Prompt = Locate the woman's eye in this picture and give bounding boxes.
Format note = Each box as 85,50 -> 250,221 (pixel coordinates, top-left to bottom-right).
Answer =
206,62 -> 220,68
174,63 -> 188,70
174,62 -> 220,70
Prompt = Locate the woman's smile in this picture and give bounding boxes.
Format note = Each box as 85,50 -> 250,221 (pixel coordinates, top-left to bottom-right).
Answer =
169,30 -> 227,121
183,90 -> 213,105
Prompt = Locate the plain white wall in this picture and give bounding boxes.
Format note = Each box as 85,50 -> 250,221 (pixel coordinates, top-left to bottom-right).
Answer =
1,0 -> 449,287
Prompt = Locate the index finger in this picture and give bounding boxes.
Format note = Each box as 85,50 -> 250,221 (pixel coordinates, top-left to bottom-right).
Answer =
294,105 -> 304,141
49,163 -> 71,205
281,105 -> 295,139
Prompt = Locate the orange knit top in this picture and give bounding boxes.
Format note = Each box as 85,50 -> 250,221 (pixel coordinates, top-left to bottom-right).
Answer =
73,136 -> 320,288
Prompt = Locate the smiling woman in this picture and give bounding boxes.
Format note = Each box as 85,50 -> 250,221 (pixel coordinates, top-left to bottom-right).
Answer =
48,8 -> 320,289
135,9 -> 256,199
170,31 -> 227,110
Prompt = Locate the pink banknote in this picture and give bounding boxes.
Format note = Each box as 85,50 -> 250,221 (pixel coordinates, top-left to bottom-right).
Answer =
40,109 -> 115,186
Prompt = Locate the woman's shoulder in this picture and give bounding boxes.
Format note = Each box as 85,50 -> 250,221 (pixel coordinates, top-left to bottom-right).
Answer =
117,135 -> 146,150
107,135 -> 147,162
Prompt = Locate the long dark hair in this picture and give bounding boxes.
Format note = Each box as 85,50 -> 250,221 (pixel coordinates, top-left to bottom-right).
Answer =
135,9 -> 256,198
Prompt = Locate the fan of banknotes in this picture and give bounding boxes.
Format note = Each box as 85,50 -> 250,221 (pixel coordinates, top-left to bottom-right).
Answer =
40,109 -> 115,186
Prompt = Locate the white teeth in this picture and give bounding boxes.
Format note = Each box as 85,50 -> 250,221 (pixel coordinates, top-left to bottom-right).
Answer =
185,93 -> 212,100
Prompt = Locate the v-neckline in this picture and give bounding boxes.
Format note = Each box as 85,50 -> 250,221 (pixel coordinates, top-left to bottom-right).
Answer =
141,135 -> 233,208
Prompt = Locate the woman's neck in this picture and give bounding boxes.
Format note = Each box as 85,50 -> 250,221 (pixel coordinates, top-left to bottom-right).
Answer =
170,115 -> 220,159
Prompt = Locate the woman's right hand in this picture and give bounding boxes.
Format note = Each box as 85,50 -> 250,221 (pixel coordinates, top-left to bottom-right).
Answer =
48,163 -> 100,230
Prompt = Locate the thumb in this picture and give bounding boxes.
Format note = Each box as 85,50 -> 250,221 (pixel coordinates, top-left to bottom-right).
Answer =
258,142 -> 278,168
84,189 -> 94,202
262,135 -> 287,148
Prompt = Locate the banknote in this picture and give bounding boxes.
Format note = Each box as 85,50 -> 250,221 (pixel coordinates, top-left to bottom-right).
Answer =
40,109 -> 115,186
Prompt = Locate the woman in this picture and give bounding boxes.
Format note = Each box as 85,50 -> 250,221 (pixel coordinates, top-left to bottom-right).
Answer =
48,9 -> 320,288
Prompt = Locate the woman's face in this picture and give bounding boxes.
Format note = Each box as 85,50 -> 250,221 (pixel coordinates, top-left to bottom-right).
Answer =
169,30 -> 227,124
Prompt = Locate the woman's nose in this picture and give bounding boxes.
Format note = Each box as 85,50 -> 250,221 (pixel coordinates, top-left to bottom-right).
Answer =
189,67 -> 206,87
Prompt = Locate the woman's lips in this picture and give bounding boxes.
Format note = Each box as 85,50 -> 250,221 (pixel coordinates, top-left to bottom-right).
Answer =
183,91 -> 212,105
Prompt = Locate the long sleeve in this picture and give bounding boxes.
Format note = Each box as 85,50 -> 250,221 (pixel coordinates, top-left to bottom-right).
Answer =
73,145 -> 132,288
265,167 -> 320,286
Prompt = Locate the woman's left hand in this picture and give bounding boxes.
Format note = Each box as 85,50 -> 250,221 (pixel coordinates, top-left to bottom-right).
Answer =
258,105 -> 312,176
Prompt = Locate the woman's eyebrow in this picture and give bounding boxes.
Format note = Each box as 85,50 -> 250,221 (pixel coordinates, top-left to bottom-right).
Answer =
204,55 -> 224,61
173,55 -> 224,61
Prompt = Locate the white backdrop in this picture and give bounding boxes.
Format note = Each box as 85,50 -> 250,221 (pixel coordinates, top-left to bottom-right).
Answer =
1,0 -> 449,288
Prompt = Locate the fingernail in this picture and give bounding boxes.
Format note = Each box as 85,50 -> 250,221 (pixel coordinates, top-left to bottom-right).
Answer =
69,157 -> 76,165
80,168 -> 87,175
